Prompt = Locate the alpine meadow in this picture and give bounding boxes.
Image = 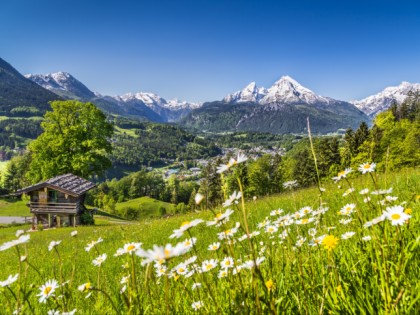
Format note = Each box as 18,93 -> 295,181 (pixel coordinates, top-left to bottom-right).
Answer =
1,1 -> 420,314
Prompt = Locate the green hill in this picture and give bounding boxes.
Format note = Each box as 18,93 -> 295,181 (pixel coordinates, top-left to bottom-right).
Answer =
115,196 -> 175,220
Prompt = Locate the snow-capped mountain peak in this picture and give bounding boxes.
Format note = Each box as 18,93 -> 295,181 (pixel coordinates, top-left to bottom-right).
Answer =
223,75 -> 331,106
25,72 -> 95,99
261,75 -> 330,105
223,81 -> 267,103
351,81 -> 420,117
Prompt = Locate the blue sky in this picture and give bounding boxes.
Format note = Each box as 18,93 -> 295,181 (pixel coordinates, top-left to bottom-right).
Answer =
2,0 -> 420,102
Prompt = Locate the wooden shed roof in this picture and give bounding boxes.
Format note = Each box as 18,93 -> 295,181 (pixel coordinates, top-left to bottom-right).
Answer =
16,174 -> 96,197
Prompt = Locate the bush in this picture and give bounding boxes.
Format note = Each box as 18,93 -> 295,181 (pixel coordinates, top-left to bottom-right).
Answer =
80,211 -> 95,225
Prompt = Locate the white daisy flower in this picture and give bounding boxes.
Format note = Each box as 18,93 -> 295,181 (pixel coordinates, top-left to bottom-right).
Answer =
342,188 -> 355,197
270,209 -> 284,216
332,168 -> 352,182
206,209 -> 234,226
358,162 -> 376,174
194,193 -> 204,205
70,231 -> 78,237
38,279 -> 59,303
48,240 -> 61,251
191,301 -> 204,310
339,204 -> 356,216
85,237 -> 103,252
15,230 -> 25,237
92,254 -> 107,267
359,188 -> 370,195
192,282 -> 202,290
123,242 -> 142,255
218,269 -> 229,278
362,236 -> 372,241
295,236 -> 306,247
341,232 -> 356,239
308,228 -> 317,237
208,242 -> 220,251
201,259 -> 218,272
283,180 -> 298,189
220,257 -> 234,269
0,274 -> 19,287
169,219 -> 204,239
135,242 -> 191,265
383,205 -> 411,226
222,191 -> 242,207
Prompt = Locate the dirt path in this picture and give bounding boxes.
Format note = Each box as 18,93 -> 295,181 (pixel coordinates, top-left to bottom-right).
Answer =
0,216 -> 30,224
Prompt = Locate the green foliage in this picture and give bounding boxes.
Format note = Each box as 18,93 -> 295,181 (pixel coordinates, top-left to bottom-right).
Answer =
181,100 -> 369,134
352,97 -> 420,170
27,100 -> 114,182
80,211 -> 95,225
110,121 -> 221,168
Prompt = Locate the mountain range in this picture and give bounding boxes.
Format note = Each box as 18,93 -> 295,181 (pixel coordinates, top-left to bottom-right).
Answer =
1,56 -> 419,133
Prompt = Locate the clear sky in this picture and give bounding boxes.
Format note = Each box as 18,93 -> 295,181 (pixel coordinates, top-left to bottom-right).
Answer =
2,0 -> 420,102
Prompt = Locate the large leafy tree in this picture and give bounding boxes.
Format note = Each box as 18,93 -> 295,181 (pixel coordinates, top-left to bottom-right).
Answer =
27,100 -> 113,182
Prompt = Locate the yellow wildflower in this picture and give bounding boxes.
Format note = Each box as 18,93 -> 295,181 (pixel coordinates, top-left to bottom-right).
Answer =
322,235 -> 339,251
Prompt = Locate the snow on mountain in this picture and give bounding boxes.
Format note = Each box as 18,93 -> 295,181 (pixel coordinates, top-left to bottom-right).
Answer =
223,82 -> 267,103
351,81 -> 420,117
223,76 -> 332,106
26,71 -> 200,121
25,72 -> 96,100
114,92 -> 200,111
261,76 -> 331,105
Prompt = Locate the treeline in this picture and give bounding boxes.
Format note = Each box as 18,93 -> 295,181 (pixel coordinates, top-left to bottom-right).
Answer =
86,170 -> 198,219
110,120 -> 221,167
205,132 -> 298,150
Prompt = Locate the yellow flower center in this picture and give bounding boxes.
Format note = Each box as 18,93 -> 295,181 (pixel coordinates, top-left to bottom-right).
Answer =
181,221 -> 190,227
338,171 -> 345,177
206,264 -> 213,270
178,268 -> 185,273
164,249 -> 171,258
391,213 -> 401,220
404,208 -> 412,215
216,213 -> 222,219
302,219 -> 309,224
126,245 -> 135,251
265,279 -> 274,290
225,260 -> 231,265
43,286 -> 52,295
86,283 -> 91,290
363,164 -> 371,169
224,229 -> 231,235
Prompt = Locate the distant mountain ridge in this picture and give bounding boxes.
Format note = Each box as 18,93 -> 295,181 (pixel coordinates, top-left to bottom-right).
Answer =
26,72 -> 200,122
2,56 -> 419,133
351,81 -> 420,117
0,58 -> 60,115
181,76 -> 370,134
224,76 -> 332,106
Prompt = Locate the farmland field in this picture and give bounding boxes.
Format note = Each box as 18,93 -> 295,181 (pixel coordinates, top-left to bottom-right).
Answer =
0,167 -> 419,314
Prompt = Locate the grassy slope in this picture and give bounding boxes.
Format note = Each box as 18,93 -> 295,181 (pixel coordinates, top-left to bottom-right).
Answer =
0,168 -> 418,313
115,196 -> 176,218
0,199 -> 30,217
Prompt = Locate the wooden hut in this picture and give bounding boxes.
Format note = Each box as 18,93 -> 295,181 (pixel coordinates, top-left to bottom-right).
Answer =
16,174 -> 96,228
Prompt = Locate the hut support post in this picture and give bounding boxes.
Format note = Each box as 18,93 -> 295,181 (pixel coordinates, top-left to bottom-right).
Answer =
48,214 -> 51,228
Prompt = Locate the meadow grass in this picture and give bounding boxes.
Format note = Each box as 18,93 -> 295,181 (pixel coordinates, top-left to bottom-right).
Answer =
115,196 -> 176,218
0,199 -> 30,217
0,166 -> 419,314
